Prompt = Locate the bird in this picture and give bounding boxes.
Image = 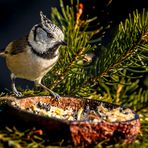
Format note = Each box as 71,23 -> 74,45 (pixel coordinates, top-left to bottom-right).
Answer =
0,11 -> 67,100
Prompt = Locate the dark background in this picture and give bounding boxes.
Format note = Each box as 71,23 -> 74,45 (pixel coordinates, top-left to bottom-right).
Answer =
0,0 -> 147,93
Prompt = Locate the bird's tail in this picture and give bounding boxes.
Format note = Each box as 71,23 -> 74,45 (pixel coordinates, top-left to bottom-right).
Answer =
0,49 -> 6,57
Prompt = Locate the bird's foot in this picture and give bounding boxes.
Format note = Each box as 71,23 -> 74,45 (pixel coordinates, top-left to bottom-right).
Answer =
14,90 -> 23,98
51,92 -> 60,101
37,82 -> 60,101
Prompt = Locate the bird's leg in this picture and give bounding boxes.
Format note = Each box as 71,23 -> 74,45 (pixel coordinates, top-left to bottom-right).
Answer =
10,73 -> 23,97
35,80 -> 60,100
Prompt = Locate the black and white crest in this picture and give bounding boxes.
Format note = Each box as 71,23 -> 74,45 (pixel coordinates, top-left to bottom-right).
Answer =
27,11 -> 66,59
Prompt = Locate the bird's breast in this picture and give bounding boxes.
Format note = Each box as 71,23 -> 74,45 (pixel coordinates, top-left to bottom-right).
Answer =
6,49 -> 59,81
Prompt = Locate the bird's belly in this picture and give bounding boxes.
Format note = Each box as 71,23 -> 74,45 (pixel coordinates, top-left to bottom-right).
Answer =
6,51 -> 59,81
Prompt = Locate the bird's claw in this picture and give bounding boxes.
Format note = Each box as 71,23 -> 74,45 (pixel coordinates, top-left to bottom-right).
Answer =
53,93 -> 60,101
14,91 -> 23,97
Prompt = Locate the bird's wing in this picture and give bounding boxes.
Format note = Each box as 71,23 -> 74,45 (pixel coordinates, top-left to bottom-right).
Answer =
5,36 -> 28,55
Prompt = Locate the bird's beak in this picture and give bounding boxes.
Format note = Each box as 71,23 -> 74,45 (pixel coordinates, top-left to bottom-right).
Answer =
60,41 -> 67,46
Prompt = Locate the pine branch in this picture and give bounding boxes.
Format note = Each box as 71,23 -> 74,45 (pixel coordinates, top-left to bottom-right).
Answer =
69,11 -> 148,118
44,0 -> 147,105
49,47 -> 86,90
99,39 -> 142,78
96,9 -> 148,80
44,0 -> 105,95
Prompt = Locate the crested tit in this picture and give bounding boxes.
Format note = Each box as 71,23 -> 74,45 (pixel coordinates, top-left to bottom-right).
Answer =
0,11 -> 67,100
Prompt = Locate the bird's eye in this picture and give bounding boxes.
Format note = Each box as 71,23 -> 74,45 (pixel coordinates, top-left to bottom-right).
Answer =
47,33 -> 54,38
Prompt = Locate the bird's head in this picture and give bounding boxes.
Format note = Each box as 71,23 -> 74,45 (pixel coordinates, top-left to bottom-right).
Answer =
28,11 -> 66,54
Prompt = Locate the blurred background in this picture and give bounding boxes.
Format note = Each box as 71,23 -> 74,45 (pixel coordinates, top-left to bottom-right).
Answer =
0,0 -> 147,93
